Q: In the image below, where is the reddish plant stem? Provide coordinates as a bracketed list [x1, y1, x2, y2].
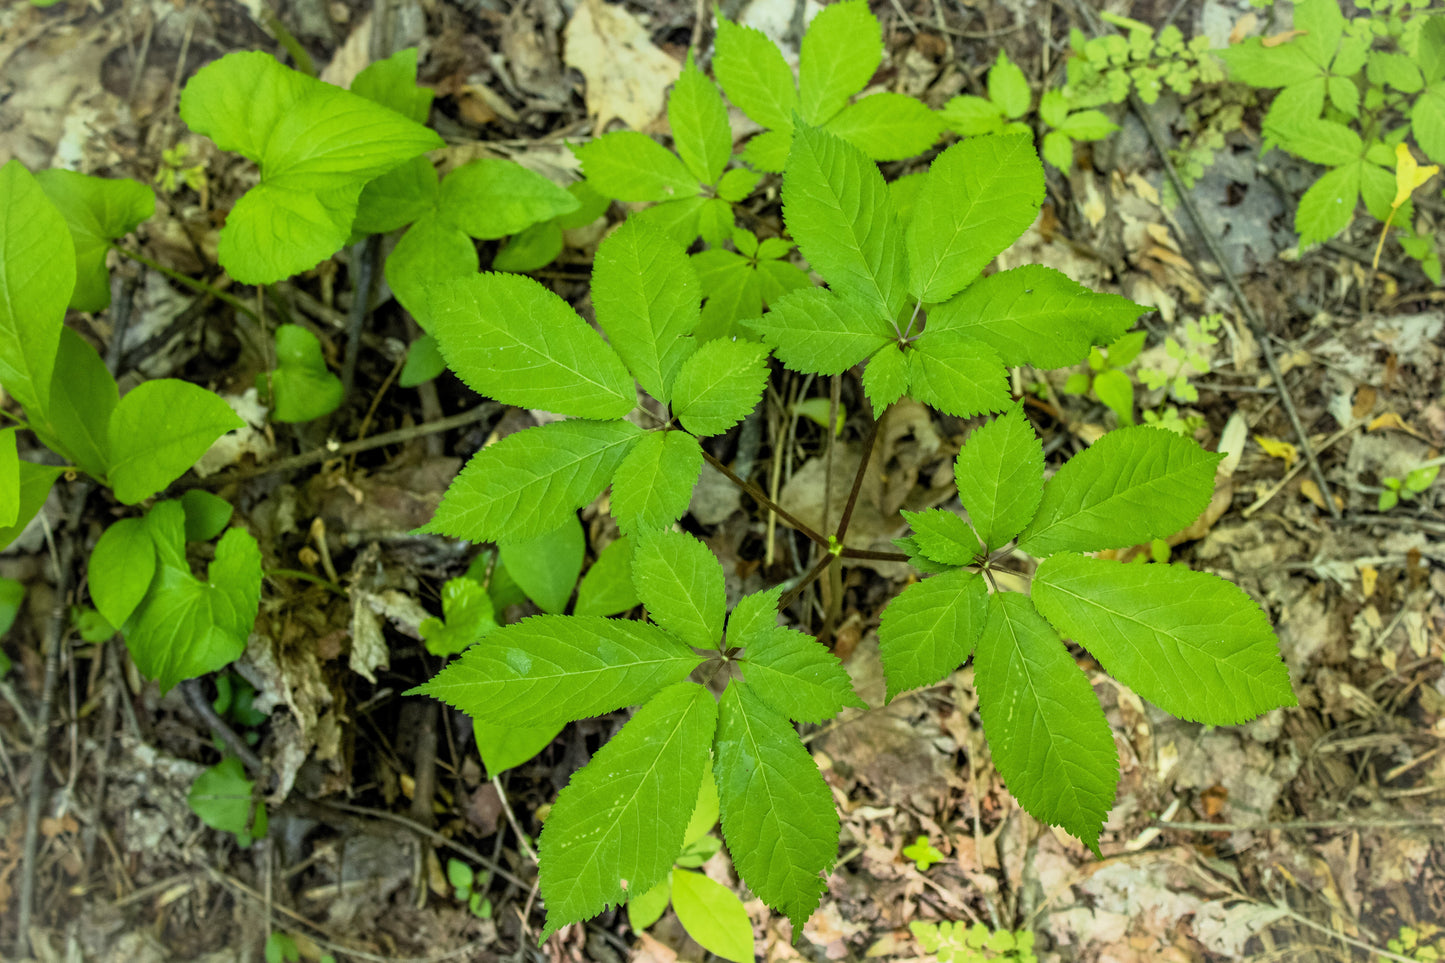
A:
[701, 449, 829, 546]
[778, 552, 837, 612]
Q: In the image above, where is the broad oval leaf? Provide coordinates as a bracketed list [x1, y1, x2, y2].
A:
[739, 626, 865, 722]
[35, 170, 155, 311]
[877, 568, 988, 701]
[179, 51, 442, 283]
[0, 160, 74, 416]
[1031, 553, 1297, 725]
[1016, 426, 1222, 557]
[798, 0, 881, 124]
[89, 518, 157, 629]
[611, 431, 703, 535]
[670, 55, 733, 185]
[350, 47, 434, 122]
[107, 381, 244, 505]
[438, 158, 580, 240]
[632, 529, 726, 649]
[384, 213, 479, 325]
[413, 615, 703, 728]
[574, 131, 700, 202]
[265, 325, 343, 423]
[670, 868, 755, 963]
[953, 405, 1045, 551]
[745, 287, 893, 376]
[672, 338, 772, 437]
[783, 124, 907, 320]
[925, 265, 1146, 369]
[713, 16, 798, 131]
[428, 273, 636, 419]
[538, 682, 717, 937]
[575, 536, 641, 618]
[44, 328, 119, 480]
[498, 514, 585, 614]
[974, 592, 1117, 854]
[0, 461, 64, 552]
[714, 683, 838, 934]
[424, 418, 643, 544]
[474, 716, 564, 779]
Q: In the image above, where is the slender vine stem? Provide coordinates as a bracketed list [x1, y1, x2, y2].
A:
[778, 551, 837, 612]
[838, 546, 911, 562]
[833, 413, 881, 547]
[110, 244, 261, 322]
[700, 448, 830, 546]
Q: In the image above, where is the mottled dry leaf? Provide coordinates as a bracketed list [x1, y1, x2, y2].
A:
[564, 0, 681, 132]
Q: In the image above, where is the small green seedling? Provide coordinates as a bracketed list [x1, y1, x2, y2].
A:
[1063, 330, 1148, 425]
[446, 858, 494, 919]
[1379, 461, 1441, 510]
[264, 932, 299, 963]
[911, 920, 1037, 963]
[903, 835, 946, 871]
[188, 756, 266, 847]
[260, 325, 344, 423]
[1390, 923, 1445, 961]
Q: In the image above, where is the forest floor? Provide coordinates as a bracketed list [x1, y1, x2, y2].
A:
[1, 0, 1443, 960]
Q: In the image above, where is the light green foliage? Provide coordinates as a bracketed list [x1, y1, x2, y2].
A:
[399, 334, 445, 388]
[1065, 17, 1223, 110]
[108, 381, 243, 504]
[911, 920, 1038, 963]
[188, 756, 266, 847]
[264, 932, 300, 963]
[1061, 330, 1147, 426]
[1138, 314, 1219, 404]
[446, 858, 494, 918]
[419, 576, 497, 657]
[669, 868, 754, 963]
[0, 464, 63, 552]
[714, 2, 941, 171]
[632, 529, 726, 649]
[1388, 922, 1445, 961]
[499, 514, 585, 614]
[1379, 460, 1441, 510]
[261, 325, 343, 423]
[181, 490, 234, 542]
[0, 160, 74, 417]
[672, 339, 772, 436]
[736, 623, 865, 723]
[903, 836, 946, 871]
[611, 431, 704, 535]
[474, 716, 564, 779]
[878, 569, 988, 701]
[952, 404, 1044, 551]
[179, 51, 442, 283]
[88, 518, 156, 629]
[0, 578, 24, 644]
[574, 537, 640, 617]
[42, 330, 117, 480]
[34, 170, 155, 311]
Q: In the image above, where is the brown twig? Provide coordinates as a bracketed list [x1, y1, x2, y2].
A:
[701, 448, 830, 546]
[834, 412, 881, 545]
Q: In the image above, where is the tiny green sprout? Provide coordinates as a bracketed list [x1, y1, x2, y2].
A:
[264, 932, 300, 963]
[1380, 460, 1442, 510]
[903, 835, 946, 871]
[447, 858, 494, 918]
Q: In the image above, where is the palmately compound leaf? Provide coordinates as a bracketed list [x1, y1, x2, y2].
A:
[798, 0, 881, 124]
[264, 325, 343, 423]
[591, 219, 700, 404]
[953, 405, 1045, 551]
[905, 134, 1044, 304]
[413, 616, 704, 728]
[179, 51, 442, 283]
[574, 131, 700, 202]
[820, 93, 943, 162]
[670, 868, 755, 963]
[926, 265, 1146, 369]
[1031, 553, 1297, 725]
[905, 338, 1011, 419]
[671, 338, 772, 437]
[738, 626, 865, 722]
[670, 53, 733, 186]
[632, 529, 726, 650]
[783, 124, 907, 320]
[900, 509, 979, 567]
[745, 287, 894, 376]
[713, 16, 798, 133]
[611, 431, 704, 535]
[539, 682, 717, 938]
[427, 273, 636, 419]
[1016, 426, 1222, 557]
[974, 592, 1117, 854]
[575, 537, 641, 617]
[88, 518, 158, 630]
[714, 683, 838, 934]
[424, 419, 642, 544]
[124, 501, 262, 692]
[877, 568, 987, 701]
[0, 160, 75, 417]
[1294, 162, 1361, 251]
[34, 170, 155, 311]
[725, 584, 784, 646]
[107, 381, 244, 505]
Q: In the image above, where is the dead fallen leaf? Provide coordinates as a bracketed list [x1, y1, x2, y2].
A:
[1352, 385, 1377, 420]
[1360, 565, 1378, 598]
[1254, 434, 1299, 470]
[1262, 28, 1307, 47]
[1229, 12, 1259, 44]
[564, 0, 681, 133]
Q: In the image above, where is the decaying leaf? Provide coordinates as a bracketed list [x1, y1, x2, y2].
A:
[563, 0, 681, 133]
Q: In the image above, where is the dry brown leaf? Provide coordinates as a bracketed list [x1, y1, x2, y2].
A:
[1299, 478, 1342, 511]
[1360, 564, 1378, 598]
[1254, 434, 1299, 469]
[564, 0, 681, 132]
[1262, 28, 1307, 47]
[1352, 385, 1378, 420]
[1229, 12, 1259, 44]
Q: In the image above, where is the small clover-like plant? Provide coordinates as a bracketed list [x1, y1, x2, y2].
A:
[1064, 14, 1223, 109]
[1062, 330, 1148, 426]
[446, 858, 494, 919]
[903, 836, 946, 871]
[259, 325, 344, 423]
[1379, 459, 1441, 510]
[692, 228, 811, 340]
[713, 0, 943, 170]
[911, 920, 1037, 963]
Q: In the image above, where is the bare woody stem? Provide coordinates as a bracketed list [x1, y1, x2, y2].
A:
[111, 244, 262, 322]
[833, 412, 881, 547]
[778, 551, 837, 612]
[701, 448, 830, 546]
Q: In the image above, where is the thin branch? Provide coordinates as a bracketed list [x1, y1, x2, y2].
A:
[701, 448, 829, 546]
[834, 413, 882, 545]
[110, 244, 260, 322]
[779, 552, 837, 612]
[838, 547, 912, 562]
[1155, 815, 1445, 833]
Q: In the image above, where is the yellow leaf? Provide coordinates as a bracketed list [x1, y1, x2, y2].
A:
[1393, 142, 1439, 209]
[1360, 564, 1378, 599]
[1299, 478, 1342, 511]
[1254, 434, 1298, 469]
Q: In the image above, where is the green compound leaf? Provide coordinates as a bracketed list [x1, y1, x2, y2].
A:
[739, 626, 865, 722]
[592, 219, 700, 404]
[1016, 425, 1222, 557]
[351, 47, 434, 123]
[1295, 161, 1361, 250]
[905, 338, 1011, 419]
[987, 51, 1031, 119]
[632, 529, 726, 650]
[0, 160, 74, 416]
[974, 592, 1117, 854]
[124, 501, 262, 692]
[670, 54, 733, 186]
[783, 124, 907, 320]
[953, 405, 1045, 551]
[107, 381, 243, 505]
[905, 134, 1045, 304]
[45, 328, 118, 480]
[179, 51, 442, 283]
[384, 213, 478, 324]
[0, 462, 64, 552]
[1217, 38, 1319, 88]
[725, 584, 784, 646]
[611, 431, 704, 535]
[499, 514, 585, 614]
[862, 344, 909, 417]
[670, 868, 755, 963]
[428, 273, 636, 419]
[88, 518, 156, 630]
[672, 338, 772, 437]
[714, 683, 838, 934]
[926, 265, 1146, 369]
[539, 682, 717, 940]
[181, 489, 233, 542]
[440, 158, 581, 240]
[413, 615, 703, 728]
[189, 756, 266, 847]
[877, 568, 987, 702]
[575, 131, 700, 202]
[745, 287, 893, 376]
[713, 16, 798, 131]
[900, 509, 978, 566]
[425, 419, 642, 544]
[474, 716, 564, 779]
[34, 170, 154, 311]
[798, 0, 881, 124]
[1293, 0, 1344, 69]
[264, 325, 343, 423]
[1263, 116, 1362, 166]
[575, 537, 641, 617]
[1031, 553, 1297, 725]
[419, 576, 497, 657]
[822, 94, 944, 162]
